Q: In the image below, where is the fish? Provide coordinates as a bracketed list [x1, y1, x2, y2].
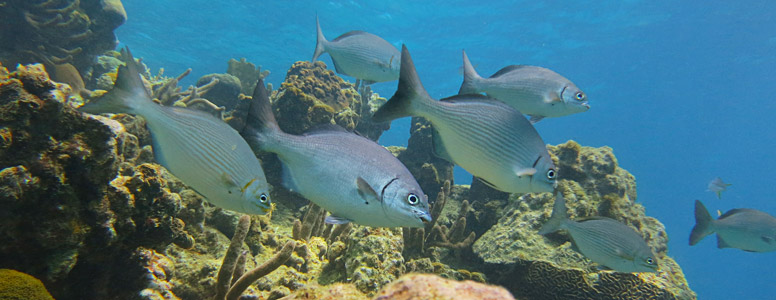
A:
[312, 15, 400, 84]
[372, 45, 556, 194]
[707, 177, 732, 199]
[240, 77, 432, 228]
[458, 50, 589, 123]
[78, 47, 272, 215]
[538, 193, 659, 273]
[689, 200, 776, 252]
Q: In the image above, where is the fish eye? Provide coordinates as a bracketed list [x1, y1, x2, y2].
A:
[259, 193, 269, 203]
[646, 257, 654, 265]
[546, 169, 556, 180]
[575, 92, 585, 101]
[407, 194, 419, 206]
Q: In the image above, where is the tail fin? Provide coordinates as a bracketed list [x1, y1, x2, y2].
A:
[311, 15, 327, 62]
[78, 47, 150, 115]
[458, 50, 482, 95]
[372, 44, 432, 122]
[244, 78, 280, 135]
[538, 193, 569, 235]
[689, 200, 715, 246]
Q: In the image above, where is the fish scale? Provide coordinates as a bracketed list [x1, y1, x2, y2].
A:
[373, 45, 556, 194]
[241, 78, 432, 228]
[312, 16, 400, 83]
[539, 193, 659, 273]
[79, 47, 272, 215]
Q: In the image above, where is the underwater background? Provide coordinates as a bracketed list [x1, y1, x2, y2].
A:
[116, 1, 776, 299]
[1, 0, 775, 299]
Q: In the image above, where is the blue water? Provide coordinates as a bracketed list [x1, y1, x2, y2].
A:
[118, 1, 776, 299]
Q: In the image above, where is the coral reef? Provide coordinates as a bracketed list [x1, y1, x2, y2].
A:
[0, 0, 127, 93]
[472, 141, 695, 300]
[226, 57, 270, 96]
[0, 269, 55, 300]
[0, 59, 697, 300]
[373, 273, 515, 300]
[271, 61, 361, 135]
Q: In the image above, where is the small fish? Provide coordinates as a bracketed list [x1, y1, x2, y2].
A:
[312, 15, 400, 84]
[690, 200, 776, 252]
[458, 50, 589, 123]
[79, 47, 272, 215]
[539, 193, 659, 273]
[707, 177, 732, 199]
[241, 77, 431, 228]
[373, 45, 556, 193]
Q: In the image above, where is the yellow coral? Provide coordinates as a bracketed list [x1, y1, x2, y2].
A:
[0, 269, 55, 300]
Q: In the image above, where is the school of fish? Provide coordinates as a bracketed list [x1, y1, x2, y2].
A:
[77, 16, 775, 276]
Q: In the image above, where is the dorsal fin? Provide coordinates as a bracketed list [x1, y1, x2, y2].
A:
[303, 123, 349, 135]
[440, 94, 494, 103]
[718, 208, 759, 219]
[489, 65, 529, 78]
[333, 30, 369, 42]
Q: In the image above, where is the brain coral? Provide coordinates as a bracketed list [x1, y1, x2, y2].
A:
[0, 269, 55, 300]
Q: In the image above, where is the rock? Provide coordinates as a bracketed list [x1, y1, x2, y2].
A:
[196, 73, 242, 110]
[372, 273, 515, 300]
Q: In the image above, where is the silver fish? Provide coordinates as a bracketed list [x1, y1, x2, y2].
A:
[539, 193, 659, 273]
[459, 50, 589, 123]
[79, 47, 272, 215]
[373, 45, 556, 194]
[241, 78, 431, 228]
[707, 177, 732, 199]
[690, 200, 776, 252]
[312, 16, 400, 84]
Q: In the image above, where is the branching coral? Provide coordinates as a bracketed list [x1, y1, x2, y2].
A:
[211, 215, 297, 300]
[403, 181, 476, 259]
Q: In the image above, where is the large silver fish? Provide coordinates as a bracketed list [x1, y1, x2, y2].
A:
[690, 200, 776, 252]
[707, 177, 732, 199]
[312, 16, 400, 84]
[459, 50, 589, 123]
[241, 78, 431, 228]
[373, 45, 556, 194]
[539, 193, 659, 273]
[79, 47, 272, 215]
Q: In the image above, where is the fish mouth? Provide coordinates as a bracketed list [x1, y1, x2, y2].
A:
[582, 103, 590, 110]
[418, 211, 433, 223]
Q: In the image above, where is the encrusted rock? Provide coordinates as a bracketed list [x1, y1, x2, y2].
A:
[373, 273, 515, 300]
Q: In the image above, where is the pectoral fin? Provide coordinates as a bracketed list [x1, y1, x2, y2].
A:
[515, 168, 537, 177]
[221, 173, 238, 188]
[545, 91, 561, 103]
[325, 215, 352, 225]
[613, 248, 635, 261]
[357, 177, 379, 205]
[762, 235, 775, 244]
